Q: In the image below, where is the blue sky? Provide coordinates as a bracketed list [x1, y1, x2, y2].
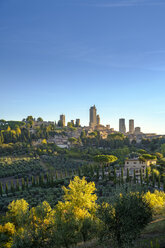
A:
[0, 0, 165, 134]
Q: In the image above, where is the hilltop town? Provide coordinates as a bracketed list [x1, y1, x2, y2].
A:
[1, 105, 164, 150]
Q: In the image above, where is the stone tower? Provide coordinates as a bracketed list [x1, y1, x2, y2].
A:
[129, 119, 134, 134]
[89, 105, 97, 128]
[60, 114, 65, 127]
[97, 114, 100, 125]
[119, 118, 126, 134]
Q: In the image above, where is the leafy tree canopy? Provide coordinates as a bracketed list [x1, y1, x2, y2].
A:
[94, 155, 118, 164]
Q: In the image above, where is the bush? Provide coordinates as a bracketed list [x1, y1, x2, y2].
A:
[98, 192, 152, 248]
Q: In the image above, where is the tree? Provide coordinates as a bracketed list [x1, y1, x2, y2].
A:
[0, 222, 16, 248]
[10, 201, 55, 248]
[16, 179, 20, 191]
[108, 167, 111, 181]
[78, 167, 81, 178]
[144, 190, 165, 215]
[55, 176, 98, 247]
[26, 116, 34, 122]
[161, 143, 165, 156]
[0, 132, 4, 144]
[26, 178, 29, 189]
[113, 168, 117, 185]
[11, 180, 15, 193]
[140, 169, 143, 185]
[133, 169, 136, 184]
[0, 182, 3, 196]
[32, 176, 35, 187]
[5, 183, 8, 195]
[155, 152, 163, 160]
[126, 168, 130, 183]
[22, 178, 25, 190]
[41, 139, 47, 144]
[158, 175, 160, 189]
[37, 117, 43, 122]
[53, 206, 79, 248]
[62, 176, 97, 213]
[94, 155, 118, 166]
[6, 199, 29, 227]
[98, 192, 152, 248]
[146, 168, 149, 187]
[102, 166, 105, 180]
[67, 122, 74, 128]
[152, 172, 155, 188]
[121, 168, 124, 185]
[152, 169, 160, 178]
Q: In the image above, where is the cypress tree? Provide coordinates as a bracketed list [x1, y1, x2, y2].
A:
[133, 170, 136, 184]
[36, 176, 39, 186]
[39, 174, 44, 186]
[0, 182, 3, 196]
[146, 168, 149, 187]
[55, 171, 58, 180]
[152, 173, 155, 188]
[113, 168, 117, 185]
[42, 174, 44, 185]
[50, 174, 54, 186]
[140, 169, 143, 185]
[126, 168, 130, 183]
[5, 183, 8, 195]
[32, 175, 35, 187]
[118, 174, 121, 186]
[22, 178, 25, 190]
[16, 179, 20, 191]
[102, 166, 105, 180]
[10, 181, 15, 193]
[46, 173, 49, 185]
[163, 178, 165, 192]
[121, 168, 124, 185]
[26, 178, 29, 189]
[108, 167, 111, 181]
[90, 165, 94, 178]
[96, 166, 99, 180]
[78, 167, 81, 177]
[65, 169, 67, 178]
[158, 175, 160, 189]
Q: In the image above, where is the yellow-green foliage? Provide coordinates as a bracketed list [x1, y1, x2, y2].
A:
[61, 176, 97, 218]
[0, 222, 16, 236]
[6, 199, 29, 227]
[152, 169, 160, 177]
[41, 139, 47, 144]
[0, 222, 15, 248]
[7, 199, 29, 216]
[144, 190, 165, 215]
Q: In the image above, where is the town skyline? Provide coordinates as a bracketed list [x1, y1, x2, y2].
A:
[1, 104, 164, 135]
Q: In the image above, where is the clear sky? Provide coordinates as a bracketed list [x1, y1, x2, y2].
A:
[0, 0, 165, 134]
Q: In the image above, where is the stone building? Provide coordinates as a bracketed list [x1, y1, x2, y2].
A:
[60, 114, 65, 127]
[129, 119, 134, 134]
[119, 118, 126, 134]
[89, 105, 97, 128]
[134, 127, 141, 134]
[76, 119, 80, 127]
[124, 158, 157, 179]
[97, 115, 100, 125]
